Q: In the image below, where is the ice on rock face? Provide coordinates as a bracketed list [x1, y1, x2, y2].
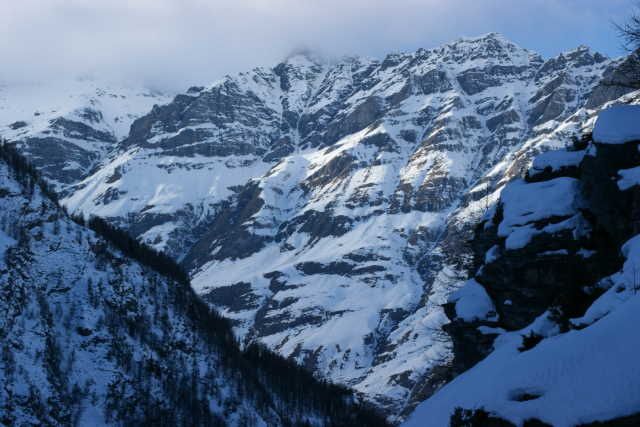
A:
[592, 105, 640, 144]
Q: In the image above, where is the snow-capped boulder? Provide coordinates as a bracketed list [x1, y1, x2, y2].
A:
[527, 148, 585, 179]
[498, 177, 586, 250]
[449, 279, 496, 322]
[592, 105, 640, 144]
[617, 165, 640, 190]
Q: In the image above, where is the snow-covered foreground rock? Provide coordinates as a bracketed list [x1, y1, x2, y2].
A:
[3, 34, 639, 418]
[405, 288, 640, 426]
[592, 104, 640, 143]
[405, 102, 640, 426]
[0, 145, 387, 426]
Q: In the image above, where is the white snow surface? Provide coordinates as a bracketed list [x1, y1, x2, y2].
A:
[617, 165, 640, 191]
[0, 78, 171, 142]
[0, 157, 346, 426]
[528, 149, 585, 177]
[498, 177, 585, 249]
[450, 279, 496, 322]
[0, 78, 171, 139]
[592, 105, 640, 144]
[0, 78, 172, 189]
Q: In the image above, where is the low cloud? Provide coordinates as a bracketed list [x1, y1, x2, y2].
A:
[0, 0, 633, 90]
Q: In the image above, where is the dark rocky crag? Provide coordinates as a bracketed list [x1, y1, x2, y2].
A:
[441, 111, 640, 425]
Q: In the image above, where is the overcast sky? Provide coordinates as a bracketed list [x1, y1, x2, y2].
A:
[0, 0, 636, 90]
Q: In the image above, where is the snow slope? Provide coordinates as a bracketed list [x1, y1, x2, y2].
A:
[0, 147, 386, 426]
[404, 225, 640, 427]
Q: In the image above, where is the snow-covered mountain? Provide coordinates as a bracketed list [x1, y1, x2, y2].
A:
[0, 79, 172, 187]
[0, 144, 387, 426]
[404, 98, 640, 427]
[2, 33, 636, 419]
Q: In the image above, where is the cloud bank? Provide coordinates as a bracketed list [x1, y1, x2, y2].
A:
[0, 0, 634, 90]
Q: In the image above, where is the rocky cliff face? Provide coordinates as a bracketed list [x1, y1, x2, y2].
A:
[1, 34, 635, 418]
[404, 98, 640, 426]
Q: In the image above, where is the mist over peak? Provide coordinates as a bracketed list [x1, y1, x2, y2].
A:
[0, 0, 628, 90]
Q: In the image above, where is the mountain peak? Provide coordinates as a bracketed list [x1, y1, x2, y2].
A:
[433, 32, 540, 66]
[538, 45, 609, 75]
[1, 30, 620, 422]
[456, 32, 518, 47]
[562, 44, 608, 62]
[468, 31, 508, 42]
